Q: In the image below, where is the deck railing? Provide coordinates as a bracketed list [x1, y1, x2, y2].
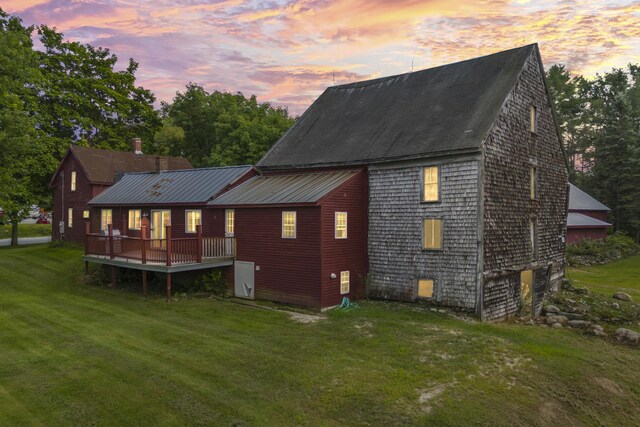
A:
[85, 224, 235, 266]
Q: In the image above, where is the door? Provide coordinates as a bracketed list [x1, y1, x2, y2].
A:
[151, 210, 171, 240]
[234, 261, 255, 299]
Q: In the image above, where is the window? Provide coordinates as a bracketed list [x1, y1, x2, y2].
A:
[340, 271, 350, 294]
[422, 218, 443, 250]
[530, 219, 537, 257]
[422, 166, 439, 202]
[418, 279, 434, 299]
[185, 210, 201, 233]
[70, 171, 76, 191]
[225, 209, 235, 236]
[335, 212, 347, 239]
[68, 208, 73, 228]
[282, 211, 296, 238]
[100, 209, 112, 232]
[128, 209, 141, 230]
[530, 166, 537, 200]
[82, 210, 90, 219]
[530, 105, 537, 133]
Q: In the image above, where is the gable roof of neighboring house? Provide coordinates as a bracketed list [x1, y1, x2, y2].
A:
[568, 183, 610, 211]
[208, 170, 359, 207]
[89, 166, 253, 206]
[50, 145, 192, 186]
[567, 212, 611, 228]
[258, 44, 538, 170]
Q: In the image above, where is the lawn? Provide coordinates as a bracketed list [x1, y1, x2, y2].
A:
[1, 245, 639, 426]
[0, 223, 51, 239]
[567, 255, 640, 300]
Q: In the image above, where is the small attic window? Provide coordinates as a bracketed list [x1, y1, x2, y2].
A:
[530, 105, 537, 133]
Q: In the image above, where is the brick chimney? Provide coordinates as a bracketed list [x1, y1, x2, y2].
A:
[131, 137, 143, 154]
[155, 156, 169, 173]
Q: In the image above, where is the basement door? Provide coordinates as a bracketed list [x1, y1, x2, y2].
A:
[234, 261, 255, 299]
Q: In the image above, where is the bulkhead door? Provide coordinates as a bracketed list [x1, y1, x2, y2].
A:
[234, 261, 255, 299]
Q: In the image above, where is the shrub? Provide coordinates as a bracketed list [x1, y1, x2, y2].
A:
[567, 232, 640, 266]
[192, 270, 229, 296]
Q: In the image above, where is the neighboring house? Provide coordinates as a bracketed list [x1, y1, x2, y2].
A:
[567, 183, 611, 244]
[209, 169, 368, 308]
[256, 44, 569, 319]
[49, 139, 191, 243]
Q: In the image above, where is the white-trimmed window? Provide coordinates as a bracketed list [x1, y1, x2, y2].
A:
[335, 212, 347, 239]
[340, 271, 350, 294]
[418, 279, 434, 299]
[128, 209, 141, 230]
[70, 171, 76, 191]
[530, 105, 537, 133]
[83, 210, 90, 219]
[185, 209, 201, 233]
[422, 218, 443, 250]
[530, 166, 537, 200]
[68, 208, 73, 228]
[100, 209, 112, 232]
[225, 209, 235, 236]
[422, 166, 439, 202]
[282, 211, 296, 239]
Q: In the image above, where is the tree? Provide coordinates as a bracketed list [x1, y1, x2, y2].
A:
[162, 83, 295, 166]
[0, 10, 42, 245]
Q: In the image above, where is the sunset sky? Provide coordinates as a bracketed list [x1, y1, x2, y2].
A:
[4, 0, 640, 115]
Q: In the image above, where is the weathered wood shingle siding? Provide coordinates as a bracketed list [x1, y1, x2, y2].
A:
[481, 50, 568, 320]
[368, 159, 480, 309]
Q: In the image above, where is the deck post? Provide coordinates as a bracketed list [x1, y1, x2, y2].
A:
[142, 270, 147, 298]
[196, 224, 202, 263]
[141, 225, 147, 264]
[166, 273, 172, 302]
[111, 266, 116, 289]
[166, 225, 172, 267]
[108, 224, 114, 259]
[84, 221, 90, 255]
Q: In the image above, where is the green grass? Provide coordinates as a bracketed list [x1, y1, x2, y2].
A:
[1, 245, 640, 425]
[0, 223, 51, 239]
[567, 255, 640, 300]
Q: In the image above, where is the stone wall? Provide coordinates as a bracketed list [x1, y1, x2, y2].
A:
[368, 159, 480, 310]
[482, 49, 568, 319]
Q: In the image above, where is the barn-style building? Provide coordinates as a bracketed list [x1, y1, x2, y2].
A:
[566, 183, 611, 244]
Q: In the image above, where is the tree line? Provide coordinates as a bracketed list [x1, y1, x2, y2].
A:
[0, 9, 294, 243]
[546, 65, 640, 241]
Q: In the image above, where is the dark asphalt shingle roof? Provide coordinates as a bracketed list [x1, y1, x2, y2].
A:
[89, 166, 253, 206]
[567, 212, 611, 228]
[258, 44, 537, 169]
[67, 145, 192, 184]
[208, 170, 358, 206]
[568, 183, 610, 211]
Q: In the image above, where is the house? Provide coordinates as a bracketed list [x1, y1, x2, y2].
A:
[209, 169, 368, 308]
[567, 183, 611, 244]
[255, 43, 569, 319]
[49, 139, 192, 243]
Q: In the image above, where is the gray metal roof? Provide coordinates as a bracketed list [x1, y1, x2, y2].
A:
[567, 212, 611, 228]
[258, 44, 537, 170]
[208, 170, 358, 206]
[569, 183, 610, 211]
[89, 166, 252, 206]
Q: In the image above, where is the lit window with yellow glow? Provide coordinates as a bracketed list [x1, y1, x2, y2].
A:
[128, 209, 141, 230]
[70, 171, 76, 191]
[530, 105, 537, 133]
[185, 210, 201, 233]
[340, 271, 350, 294]
[83, 210, 90, 219]
[335, 212, 347, 239]
[282, 211, 296, 238]
[422, 219, 443, 250]
[225, 209, 234, 236]
[68, 208, 73, 228]
[423, 166, 439, 201]
[418, 279, 434, 299]
[100, 209, 112, 232]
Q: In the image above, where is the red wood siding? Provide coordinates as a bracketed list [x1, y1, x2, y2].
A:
[569, 209, 609, 222]
[319, 170, 368, 307]
[567, 228, 607, 244]
[52, 156, 101, 243]
[233, 207, 322, 307]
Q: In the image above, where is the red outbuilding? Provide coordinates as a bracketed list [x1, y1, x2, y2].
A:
[567, 183, 611, 244]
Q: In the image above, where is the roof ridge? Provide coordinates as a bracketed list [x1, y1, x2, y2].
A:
[70, 144, 187, 161]
[122, 165, 252, 176]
